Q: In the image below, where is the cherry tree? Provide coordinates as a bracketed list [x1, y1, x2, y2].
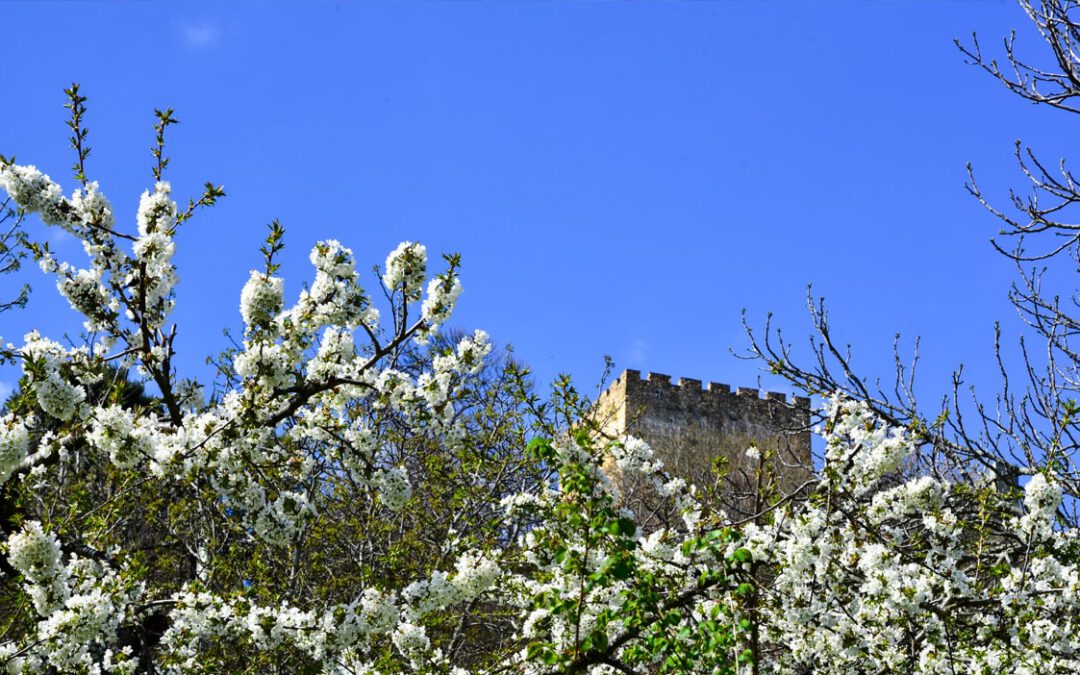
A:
[0, 89, 758, 674]
[4, 3, 1080, 669]
[737, 0, 1080, 670]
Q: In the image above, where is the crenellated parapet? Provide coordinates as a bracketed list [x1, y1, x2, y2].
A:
[597, 369, 810, 409]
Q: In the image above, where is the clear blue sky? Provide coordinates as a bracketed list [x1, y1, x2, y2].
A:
[0, 1, 1071, 409]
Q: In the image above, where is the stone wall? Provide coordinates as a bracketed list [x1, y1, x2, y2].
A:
[595, 369, 812, 524]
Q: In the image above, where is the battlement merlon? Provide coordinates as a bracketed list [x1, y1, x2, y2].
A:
[599, 369, 811, 407]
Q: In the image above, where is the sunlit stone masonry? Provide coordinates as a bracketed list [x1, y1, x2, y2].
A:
[594, 369, 812, 527]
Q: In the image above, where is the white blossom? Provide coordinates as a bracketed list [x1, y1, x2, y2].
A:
[420, 274, 462, 338]
[240, 270, 285, 330]
[70, 180, 115, 229]
[0, 415, 30, 485]
[87, 406, 158, 469]
[382, 241, 427, 300]
[5, 522, 67, 615]
[136, 181, 178, 235]
[0, 163, 66, 225]
[375, 466, 412, 511]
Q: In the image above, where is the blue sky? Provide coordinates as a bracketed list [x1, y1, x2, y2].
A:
[0, 1, 1072, 409]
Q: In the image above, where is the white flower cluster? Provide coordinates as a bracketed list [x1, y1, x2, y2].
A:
[417, 329, 492, 412]
[382, 241, 427, 300]
[375, 466, 413, 511]
[239, 270, 285, 331]
[233, 340, 296, 390]
[822, 395, 912, 495]
[298, 239, 377, 330]
[159, 586, 401, 673]
[500, 491, 545, 517]
[57, 266, 113, 331]
[70, 180, 116, 230]
[736, 395, 1080, 673]
[1019, 472, 1063, 539]
[420, 273, 463, 340]
[401, 551, 501, 621]
[20, 331, 88, 422]
[0, 164, 117, 239]
[453, 328, 491, 375]
[0, 414, 30, 485]
[0, 163, 67, 225]
[392, 621, 432, 668]
[306, 327, 355, 382]
[35, 577, 137, 674]
[5, 521, 67, 615]
[131, 183, 179, 329]
[87, 405, 159, 469]
[609, 436, 658, 475]
[6, 522, 140, 674]
[136, 181, 178, 235]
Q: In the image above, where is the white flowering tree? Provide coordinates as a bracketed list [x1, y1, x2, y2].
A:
[735, 0, 1080, 670]
[4, 4, 1080, 670]
[0, 89, 764, 674]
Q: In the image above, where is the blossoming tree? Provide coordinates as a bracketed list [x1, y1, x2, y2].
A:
[0, 90, 761, 673]
[3, 4, 1080, 671]
[737, 0, 1080, 670]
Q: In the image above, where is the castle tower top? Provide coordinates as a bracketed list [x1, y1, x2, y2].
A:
[595, 369, 812, 523]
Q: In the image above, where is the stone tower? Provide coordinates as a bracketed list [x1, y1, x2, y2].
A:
[595, 369, 812, 524]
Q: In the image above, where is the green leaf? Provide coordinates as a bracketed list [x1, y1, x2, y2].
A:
[611, 557, 633, 580]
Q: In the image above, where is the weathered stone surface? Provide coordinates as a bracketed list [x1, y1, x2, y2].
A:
[595, 369, 812, 526]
